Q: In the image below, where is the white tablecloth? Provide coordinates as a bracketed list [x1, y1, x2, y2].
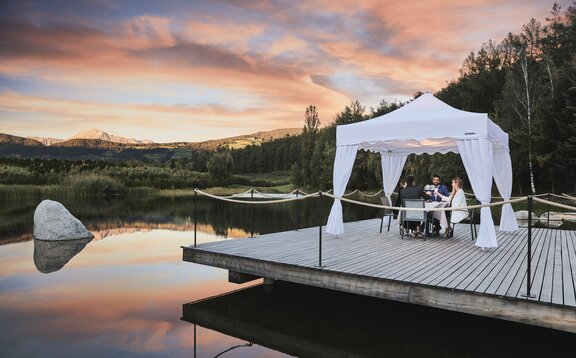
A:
[425, 201, 448, 232]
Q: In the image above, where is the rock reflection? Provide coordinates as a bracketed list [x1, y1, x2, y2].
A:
[33, 237, 93, 273]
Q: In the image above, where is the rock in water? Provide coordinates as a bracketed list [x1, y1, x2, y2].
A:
[33, 200, 94, 240]
[514, 210, 538, 227]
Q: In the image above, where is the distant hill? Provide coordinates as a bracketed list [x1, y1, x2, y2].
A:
[186, 128, 302, 151]
[0, 127, 302, 161]
[0, 133, 44, 146]
[18, 127, 301, 150]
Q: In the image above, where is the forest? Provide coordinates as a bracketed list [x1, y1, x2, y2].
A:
[1, 3, 575, 195]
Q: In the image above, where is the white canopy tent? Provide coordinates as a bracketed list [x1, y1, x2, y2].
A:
[326, 93, 519, 248]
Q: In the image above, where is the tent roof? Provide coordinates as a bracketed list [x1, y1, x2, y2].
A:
[336, 93, 509, 154]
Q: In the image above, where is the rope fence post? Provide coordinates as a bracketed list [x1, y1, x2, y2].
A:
[194, 189, 198, 247]
[318, 191, 323, 268]
[547, 193, 550, 227]
[296, 188, 300, 231]
[522, 195, 536, 299]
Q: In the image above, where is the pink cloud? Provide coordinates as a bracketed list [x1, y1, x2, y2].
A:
[0, 0, 568, 140]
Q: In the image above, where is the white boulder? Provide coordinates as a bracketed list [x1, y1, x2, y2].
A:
[514, 210, 538, 227]
[33, 200, 94, 241]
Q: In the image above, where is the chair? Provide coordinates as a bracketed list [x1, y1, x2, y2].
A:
[379, 196, 394, 233]
[400, 199, 426, 239]
[451, 207, 477, 240]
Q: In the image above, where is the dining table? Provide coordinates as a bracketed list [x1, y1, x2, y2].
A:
[424, 201, 449, 236]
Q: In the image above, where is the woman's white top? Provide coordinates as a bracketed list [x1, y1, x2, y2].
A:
[441, 189, 468, 223]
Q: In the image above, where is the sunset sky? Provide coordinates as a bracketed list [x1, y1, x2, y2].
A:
[0, 0, 570, 143]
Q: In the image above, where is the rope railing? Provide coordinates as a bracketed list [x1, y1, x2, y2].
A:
[464, 192, 550, 199]
[322, 192, 527, 212]
[194, 188, 318, 204]
[342, 189, 359, 197]
[251, 188, 301, 198]
[197, 187, 529, 213]
[533, 197, 576, 211]
[222, 188, 256, 199]
[357, 189, 384, 197]
[197, 187, 576, 213]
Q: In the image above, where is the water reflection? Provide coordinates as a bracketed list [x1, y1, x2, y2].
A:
[0, 230, 279, 357]
[183, 281, 575, 358]
[33, 237, 93, 273]
[0, 193, 380, 244]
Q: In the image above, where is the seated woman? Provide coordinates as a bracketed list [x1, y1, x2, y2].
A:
[436, 177, 468, 237]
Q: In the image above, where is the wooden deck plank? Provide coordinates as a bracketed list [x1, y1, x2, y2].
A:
[415, 238, 480, 285]
[506, 227, 547, 300]
[465, 231, 524, 293]
[552, 229, 564, 305]
[535, 228, 555, 302]
[389, 238, 470, 282]
[564, 230, 576, 306]
[482, 229, 527, 295]
[185, 220, 576, 311]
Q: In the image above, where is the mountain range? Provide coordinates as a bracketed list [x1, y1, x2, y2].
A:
[29, 128, 154, 146]
[0, 127, 302, 161]
[1, 127, 301, 149]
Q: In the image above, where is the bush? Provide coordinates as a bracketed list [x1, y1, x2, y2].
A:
[62, 173, 127, 196]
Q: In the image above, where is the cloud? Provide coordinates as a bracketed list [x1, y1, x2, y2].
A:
[0, 0, 570, 140]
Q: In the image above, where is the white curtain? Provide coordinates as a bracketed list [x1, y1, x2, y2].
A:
[493, 149, 519, 231]
[326, 144, 359, 235]
[380, 152, 407, 210]
[457, 139, 498, 248]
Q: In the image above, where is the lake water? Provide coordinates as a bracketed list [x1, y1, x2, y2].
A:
[0, 193, 574, 357]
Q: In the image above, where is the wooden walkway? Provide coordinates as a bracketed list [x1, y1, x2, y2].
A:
[183, 219, 576, 332]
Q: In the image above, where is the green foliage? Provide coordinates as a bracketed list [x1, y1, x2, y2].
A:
[436, 3, 576, 194]
[207, 151, 234, 183]
[62, 173, 126, 196]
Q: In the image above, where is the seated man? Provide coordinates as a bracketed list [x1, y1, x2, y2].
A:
[425, 174, 450, 235]
[426, 174, 450, 202]
[395, 175, 431, 237]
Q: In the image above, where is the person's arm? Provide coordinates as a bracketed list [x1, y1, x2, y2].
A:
[440, 185, 450, 197]
[421, 189, 432, 201]
[437, 191, 452, 202]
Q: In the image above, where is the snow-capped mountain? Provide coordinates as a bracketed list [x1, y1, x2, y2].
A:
[67, 128, 154, 144]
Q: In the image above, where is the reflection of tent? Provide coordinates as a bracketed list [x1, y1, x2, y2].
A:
[326, 93, 518, 248]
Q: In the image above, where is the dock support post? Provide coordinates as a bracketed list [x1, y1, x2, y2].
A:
[250, 188, 254, 238]
[194, 189, 198, 247]
[296, 188, 300, 231]
[318, 191, 323, 267]
[522, 195, 535, 298]
[547, 193, 550, 226]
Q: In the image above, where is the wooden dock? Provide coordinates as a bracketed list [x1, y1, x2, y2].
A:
[182, 219, 576, 333]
